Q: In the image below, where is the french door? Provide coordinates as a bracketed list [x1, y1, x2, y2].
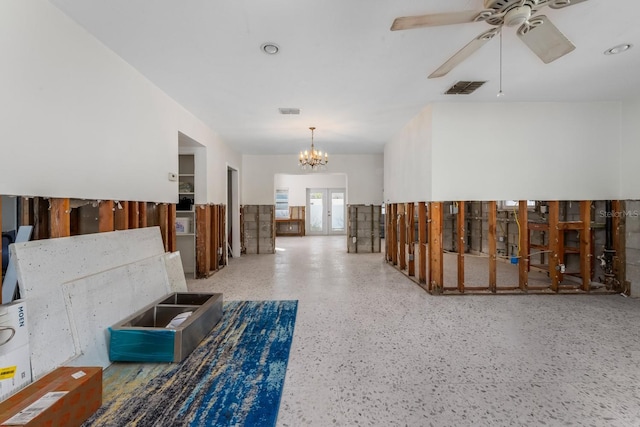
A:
[306, 188, 346, 235]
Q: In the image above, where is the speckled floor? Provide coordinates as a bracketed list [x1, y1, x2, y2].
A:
[188, 236, 640, 427]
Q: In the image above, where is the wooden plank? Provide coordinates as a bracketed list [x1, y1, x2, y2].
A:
[580, 201, 592, 292]
[457, 201, 465, 293]
[488, 201, 497, 293]
[528, 222, 549, 231]
[428, 202, 443, 293]
[557, 221, 583, 230]
[418, 202, 427, 283]
[158, 203, 169, 252]
[407, 203, 415, 276]
[518, 200, 529, 291]
[529, 244, 548, 250]
[34, 198, 50, 240]
[212, 205, 219, 271]
[196, 205, 211, 278]
[212, 205, 218, 272]
[168, 203, 177, 253]
[384, 203, 392, 262]
[210, 205, 217, 272]
[557, 217, 566, 283]
[386, 204, 392, 263]
[49, 198, 71, 238]
[128, 201, 139, 229]
[548, 201, 560, 292]
[114, 201, 129, 230]
[138, 202, 148, 228]
[20, 197, 34, 228]
[427, 203, 432, 290]
[390, 204, 397, 265]
[398, 204, 406, 270]
[221, 205, 227, 265]
[98, 200, 115, 232]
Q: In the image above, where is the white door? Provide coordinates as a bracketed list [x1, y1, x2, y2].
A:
[307, 188, 346, 235]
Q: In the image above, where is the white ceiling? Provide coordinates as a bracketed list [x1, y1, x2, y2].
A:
[50, 0, 640, 155]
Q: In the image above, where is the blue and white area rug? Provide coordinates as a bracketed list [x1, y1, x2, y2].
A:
[84, 300, 298, 427]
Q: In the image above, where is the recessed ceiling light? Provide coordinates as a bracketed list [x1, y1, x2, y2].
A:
[261, 43, 279, 55]
[604, 43, 632, 55]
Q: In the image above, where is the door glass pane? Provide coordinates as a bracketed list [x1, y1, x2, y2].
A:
[331, 192, 345, 231]
[309, 192, 324, 232]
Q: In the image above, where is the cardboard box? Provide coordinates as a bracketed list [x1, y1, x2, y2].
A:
[0, 301, 31, 401]
[0, 367, 102, 427]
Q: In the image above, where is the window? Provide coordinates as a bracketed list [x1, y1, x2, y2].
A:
[500, 200, 536, 210]
[275, 189, 289, 218]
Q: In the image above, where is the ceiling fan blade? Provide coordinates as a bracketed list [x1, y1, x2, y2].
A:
[428, 27, 500, 79]
[391, 10, 483, 31]
[548, 0, 589, 9]
[517, 15, 575, 64]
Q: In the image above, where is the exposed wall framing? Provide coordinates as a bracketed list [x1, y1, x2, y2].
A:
[406, 203, 415, 276]
[347, 205, 382, 253]
[241, 205, 275, 254]
[196, 204, 227, 277]
[385, 200, 622, 295]
[418, 202, 427, 284]
[398, 203, 406, 270]
[2, 195, 229, 286]
[196, 205, 211, 278]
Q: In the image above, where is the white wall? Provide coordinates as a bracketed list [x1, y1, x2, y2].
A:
[384, 105, 433, 204]
[275, 174, 347, 206]
[0, 0, 240, 204]
[384, 102, 622, 202]
[431, 102, 621, 201]
[242, 154, 383, 206]
[620, 100, 640, 199]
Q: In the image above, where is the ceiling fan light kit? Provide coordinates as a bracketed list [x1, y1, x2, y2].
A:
[391, 0, 589, 79]
[504, 5, 532, 27]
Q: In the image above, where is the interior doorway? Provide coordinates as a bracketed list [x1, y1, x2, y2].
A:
[307, 188, 346, 235]
[227, 166, 240, 258]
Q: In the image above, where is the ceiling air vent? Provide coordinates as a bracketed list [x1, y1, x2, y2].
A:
[278, 108, 301, 115]
[444, 81, 486, 95]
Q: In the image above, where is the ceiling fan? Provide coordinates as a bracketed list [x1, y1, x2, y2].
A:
[391, 0, 588, 78]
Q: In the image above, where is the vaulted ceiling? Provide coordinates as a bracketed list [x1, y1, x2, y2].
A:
[51, 0, 640, 154]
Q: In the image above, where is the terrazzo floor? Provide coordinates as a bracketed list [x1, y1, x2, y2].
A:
[187, 236, 640, 427]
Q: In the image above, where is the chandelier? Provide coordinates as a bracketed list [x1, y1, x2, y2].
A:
[299, 126, 328, 170]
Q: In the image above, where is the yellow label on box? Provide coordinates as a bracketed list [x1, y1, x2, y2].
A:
[0, 366, 17, 380]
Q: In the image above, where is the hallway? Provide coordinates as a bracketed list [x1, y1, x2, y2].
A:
[188, 236, 640, 426]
